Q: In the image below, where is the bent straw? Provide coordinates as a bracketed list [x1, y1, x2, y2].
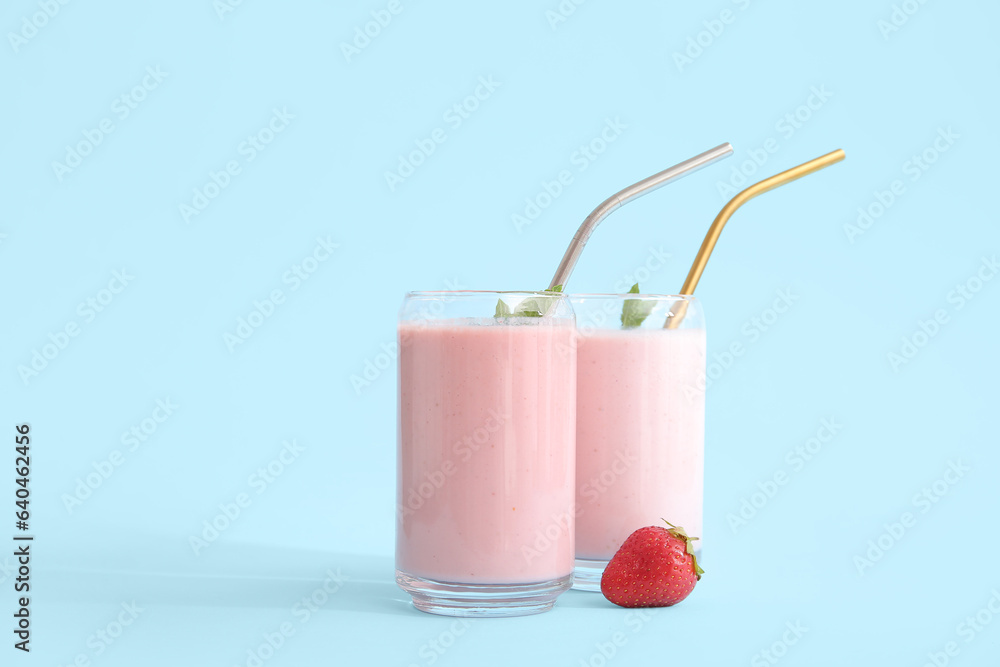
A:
[665, 149, 846, 329]
[547, 143, 734, 290]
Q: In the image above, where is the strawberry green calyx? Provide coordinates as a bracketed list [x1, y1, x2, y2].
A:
[662, 519, 704, 580]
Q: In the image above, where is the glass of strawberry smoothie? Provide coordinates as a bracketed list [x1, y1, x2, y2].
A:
[568, 293, 706, 591]
[396, 291, 577, 616]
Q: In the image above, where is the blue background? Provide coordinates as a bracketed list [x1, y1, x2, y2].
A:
[2, 0, 998, 665]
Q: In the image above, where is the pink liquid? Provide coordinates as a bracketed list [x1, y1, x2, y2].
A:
[397, 319, 576, 584]
[575, 327, 705, 560]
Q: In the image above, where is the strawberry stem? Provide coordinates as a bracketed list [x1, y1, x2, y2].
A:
[661, 518, 704, 580]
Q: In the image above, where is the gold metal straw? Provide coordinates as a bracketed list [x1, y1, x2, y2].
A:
[665, 149, 846, 329]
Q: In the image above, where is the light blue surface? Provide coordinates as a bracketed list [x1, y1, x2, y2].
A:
[2, 0, 999, 664]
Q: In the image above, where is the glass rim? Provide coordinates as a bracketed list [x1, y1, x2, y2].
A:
[404, 291, 698, 301]
[568, 293, 700, 302]
[405, 290, 569, 298]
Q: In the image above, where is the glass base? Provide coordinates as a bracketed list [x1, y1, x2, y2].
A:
[572, 557, 608, 592]
[573, 548, 702, 592]
[396, 570, 573, 617]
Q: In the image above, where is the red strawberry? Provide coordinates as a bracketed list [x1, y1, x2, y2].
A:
[600, 520, 703, 607]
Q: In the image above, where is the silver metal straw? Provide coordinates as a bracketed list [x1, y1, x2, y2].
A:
[547, 142, 734, 290]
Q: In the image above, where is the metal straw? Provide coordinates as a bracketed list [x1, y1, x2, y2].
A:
[665, 148, 846, 329]
[547, 143, 734, 290]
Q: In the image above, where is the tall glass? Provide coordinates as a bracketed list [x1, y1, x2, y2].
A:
[568, 294, 706, 591]
[396, 291, 577, 616]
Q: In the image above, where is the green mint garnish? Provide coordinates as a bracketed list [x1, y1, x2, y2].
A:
[495, 285, 563, 319]
[514, 304, 543, 317]
[621, 283, 655, 328]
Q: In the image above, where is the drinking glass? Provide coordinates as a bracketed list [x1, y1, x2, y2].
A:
[568, 294, 706, 591]
[396, 291, 577, 616]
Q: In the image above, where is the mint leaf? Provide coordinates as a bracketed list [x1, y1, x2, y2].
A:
[512, 296, 547, 317]
[514, 285, 563, 317]
[514, 305, 543, 317]
[621, 283, 654, 328]
[496, 286, 563, 319]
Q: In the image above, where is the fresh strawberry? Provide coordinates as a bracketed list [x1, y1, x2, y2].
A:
[600, 519, 703, 608]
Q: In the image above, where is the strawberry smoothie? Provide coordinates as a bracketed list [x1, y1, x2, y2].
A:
[574, 323, 706, 588]
[396, 311, 577, 613]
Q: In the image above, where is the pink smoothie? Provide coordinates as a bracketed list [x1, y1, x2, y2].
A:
[396, 318, 576, 584]
[575, 327, 705, 560]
